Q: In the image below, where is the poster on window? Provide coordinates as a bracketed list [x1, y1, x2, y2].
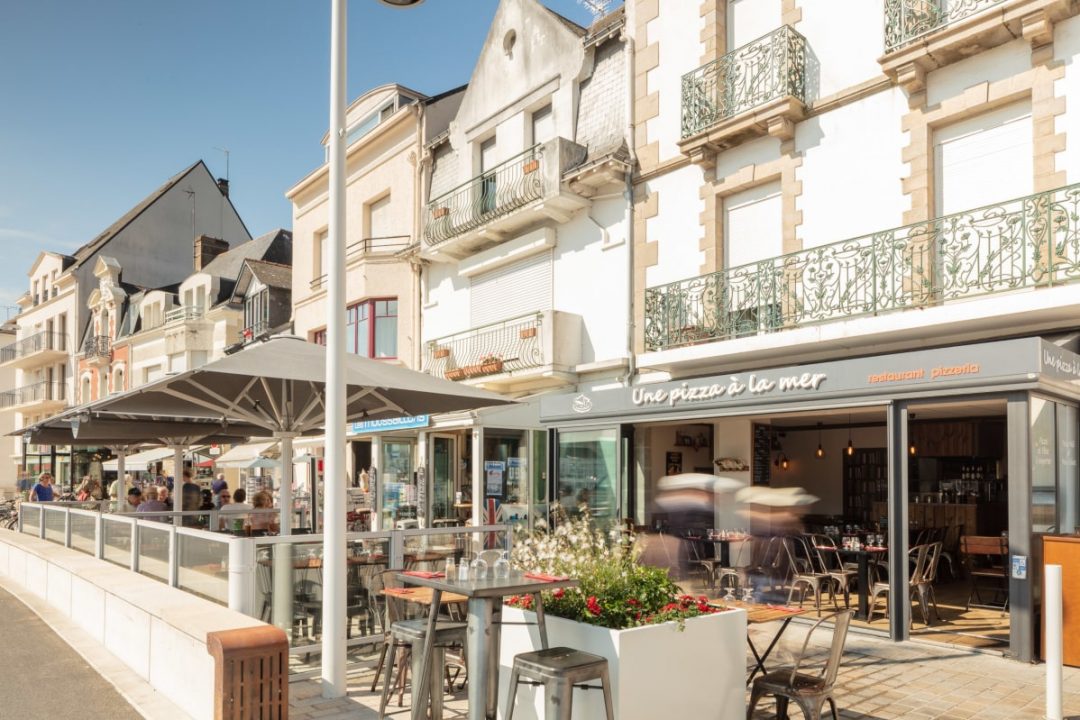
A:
[484, 460, 505, 496]
[666, 451, 682, 476]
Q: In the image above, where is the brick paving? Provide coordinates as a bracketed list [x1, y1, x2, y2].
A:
[288, 622, 1080, 719]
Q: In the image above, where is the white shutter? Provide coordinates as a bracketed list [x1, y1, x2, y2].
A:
[727, 0, 781, 49]
[532, 106, 555, 146]
[369, 195, 393, 239]
[480, 138, 498, 173]
[470, 251, 552, 326]
[934, 101, 1032, 215]
[725, 181, 782, 269]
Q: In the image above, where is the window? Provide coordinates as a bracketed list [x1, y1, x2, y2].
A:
[312, 298, 397, 359]
[727, 0, 781, 49]
[367, 194, 393, 242]
[244, 289, 270, 333]
[532, 105, 554, 146]
[315, 229, 328, 281]
[724, 181, 782, 269]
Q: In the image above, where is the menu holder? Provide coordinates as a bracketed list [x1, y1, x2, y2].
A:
[523, 572, 569, 583]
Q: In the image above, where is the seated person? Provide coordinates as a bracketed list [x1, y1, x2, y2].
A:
[250, 490, 279, 533]
[218, 488, 254, 530]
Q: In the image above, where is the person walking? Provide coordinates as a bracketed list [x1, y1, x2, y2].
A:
[29, 472, 56, 502]
[211, 473, 228, 509]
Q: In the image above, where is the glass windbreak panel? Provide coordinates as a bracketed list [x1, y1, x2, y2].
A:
[1031, 398, 1057, 533]
[402, 528, 511, 575]
[21, 506, 40, 536]
[177, 532, 229, 605]
[102, 518, 133, 567]
[70, 513, 96, 554]
[260, 540, 326, 647]
[43, 507, 66, 543]
[138, 525, 171, 583]
[557, 428, 619, 522]
[431, 436, 455, 523]
[381, 440, 414, 526]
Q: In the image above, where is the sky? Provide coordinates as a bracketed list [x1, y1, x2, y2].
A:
[0, 0, 610, 310]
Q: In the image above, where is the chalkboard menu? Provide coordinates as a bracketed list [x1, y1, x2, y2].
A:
[752, 424, 772, 486]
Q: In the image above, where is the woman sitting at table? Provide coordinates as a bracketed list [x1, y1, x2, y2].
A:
[250, 490, 279, 533]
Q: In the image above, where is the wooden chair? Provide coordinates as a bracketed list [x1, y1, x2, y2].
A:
[747, 609, 855, 720]
[960, 535, 1009, 612]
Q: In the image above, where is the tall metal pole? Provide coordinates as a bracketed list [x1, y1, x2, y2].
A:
[322, 0, 348, 697]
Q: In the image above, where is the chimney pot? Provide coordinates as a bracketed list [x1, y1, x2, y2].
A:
[216, 178, 230, 197]
[194, 235, 230, 271]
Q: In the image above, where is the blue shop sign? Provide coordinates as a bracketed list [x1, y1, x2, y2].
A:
[350, 415, 430, 434]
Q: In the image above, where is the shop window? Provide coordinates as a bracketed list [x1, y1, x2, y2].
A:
[556, 428, 618, 522]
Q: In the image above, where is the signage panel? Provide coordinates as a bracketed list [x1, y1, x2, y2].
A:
[350, 415, 430, 435]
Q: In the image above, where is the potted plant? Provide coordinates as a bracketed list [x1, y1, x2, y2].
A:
[499, 513, 746, 720]
[478, 353, 503, 375]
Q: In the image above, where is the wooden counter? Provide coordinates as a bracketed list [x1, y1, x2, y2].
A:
[1043, 535, 1080, 667]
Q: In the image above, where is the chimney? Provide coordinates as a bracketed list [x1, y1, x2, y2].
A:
[194, 235, 230, 271]
[216, 177, 230, 197]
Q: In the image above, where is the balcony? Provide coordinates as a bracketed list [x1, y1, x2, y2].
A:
[880, 0, 1073, 91]
[644, 182, 1080, 353]
[238, 318, 271, 345]
[82, 335, 112, 365]
[423, 138, 589, 259]
[165, 305, 203, 325]
[679, 26, 807, 163]
[0, 381, 66, 413]
[0, 331, 67, 369]
[309, 235, 412, 291]
[423, 310, 582, 392]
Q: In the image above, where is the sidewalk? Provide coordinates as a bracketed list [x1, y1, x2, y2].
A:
[286, 621, 1080, 720]
[0, 584, 142, 719]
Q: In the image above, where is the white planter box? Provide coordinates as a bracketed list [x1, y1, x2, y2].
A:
[498, 605, 747, 720]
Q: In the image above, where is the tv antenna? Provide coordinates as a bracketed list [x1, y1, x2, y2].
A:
[214, 146, 230, 182]
[578, 0, 612, 21]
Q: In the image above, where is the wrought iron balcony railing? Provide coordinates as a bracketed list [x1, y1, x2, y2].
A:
[165, 305, 203, 325]
[309, 235, 412, 290]
[644, 183, 1080, 352]
[238, 318, 271, 343]
[0, 381, 65, 409]
[82, 335, 111, 359]
[424, 312, 546, 381]
[681, 25, 807, 140]
[884, 0, 1005, 52]
[425, 145, 546, 246]
[0, 331, 66, 364]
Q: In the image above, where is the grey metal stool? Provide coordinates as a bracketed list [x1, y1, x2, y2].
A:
[378, 619, 466, 720]
[504, 646, 614, 720]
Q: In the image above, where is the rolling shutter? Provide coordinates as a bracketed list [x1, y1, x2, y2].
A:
[470, 251, 552, 327]
[725, 181, 782, 268]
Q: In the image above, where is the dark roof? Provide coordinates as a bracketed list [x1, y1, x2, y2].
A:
[245, 260, 292, 290]
[71, 161, 204, 267]
[200, 229, 291, 280]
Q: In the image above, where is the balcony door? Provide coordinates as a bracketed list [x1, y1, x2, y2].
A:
[727, 0, 781, 48]
[479, 138, 498, 216]
[722, 182, 783, 335]
[430, 435, 456, 523]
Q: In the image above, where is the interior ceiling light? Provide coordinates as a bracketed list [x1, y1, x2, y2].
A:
[815, 422, 825, 459]
[847, 414, 855, 457]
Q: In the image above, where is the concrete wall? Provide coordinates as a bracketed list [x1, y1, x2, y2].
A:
[0, 531, 264, 720]
[645, 0, 704, 162]
[1055, 15, 1080, 184]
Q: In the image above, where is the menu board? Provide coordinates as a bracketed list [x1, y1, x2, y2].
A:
[752, 424, 772, 486]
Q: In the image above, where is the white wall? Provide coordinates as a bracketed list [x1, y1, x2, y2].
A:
[643, 164, 706, 286]
[926, 38, 1032, 107]
[797, 0, 883, 100]
[797, 87, 908, 247]
[1055, 15, 1080, 184]
[646, 0, 704, 160]
[769, 425, 887, 515]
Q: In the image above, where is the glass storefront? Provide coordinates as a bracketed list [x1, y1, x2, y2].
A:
[380, 438, 414, 525]
[556, 428, 619, 522]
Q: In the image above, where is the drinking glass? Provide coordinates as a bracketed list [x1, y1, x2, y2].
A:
[494, 551, 511, 579]
[470, 556, 488, 581]
[723, 586, 736, 603]
[445, 557, 457, 581]
[741, 585, 754, 604]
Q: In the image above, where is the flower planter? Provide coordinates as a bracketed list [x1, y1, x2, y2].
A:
[498, 605, 746, 720]
[518, 327, 537, 339]
[445, 368, 466, 381]
[522, 159, 540, 175]
[463, 360, 504, 378]
[432, 206, 450, 219]
[433, 347, 450, 359]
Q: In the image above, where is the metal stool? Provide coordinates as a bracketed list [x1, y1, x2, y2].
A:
[504, 646, 614, 720]
[378, 619, 466, 720]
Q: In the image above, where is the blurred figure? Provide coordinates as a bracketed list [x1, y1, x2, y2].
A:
[250, 490, 278, 533]
[211, 473, 228, 509]
[125, 486, 142, 511]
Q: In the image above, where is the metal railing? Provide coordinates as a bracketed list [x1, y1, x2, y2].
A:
[82, 334, 111, 359]
[238, 318, 271, 343]
[309, 235, 412, 290]
[884, 0, 1005, 52]
[165, 305, 204, 324]
[644, 183, 1080, 351]
[0, 330, 66, 363]
[681, 25, 808, 139]
[0, 380, 66, 408]
[425, 145, 547, 246]
[424, 312, 546, 381]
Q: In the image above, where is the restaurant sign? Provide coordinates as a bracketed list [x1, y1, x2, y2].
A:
[350, 415, 430, 434]
[542, 337, 1080, 422]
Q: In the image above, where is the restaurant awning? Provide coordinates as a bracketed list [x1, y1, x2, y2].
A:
[214, 441, 278, 468]
[102, 447, 185, 471]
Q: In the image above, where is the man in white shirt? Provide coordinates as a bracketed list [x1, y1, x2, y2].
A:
[217, 488, 254, 531]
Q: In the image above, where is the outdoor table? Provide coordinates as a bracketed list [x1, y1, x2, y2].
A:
[399, 571, 577, 720]
[728, 600, 807, 684]
[835, 546, 887, 621]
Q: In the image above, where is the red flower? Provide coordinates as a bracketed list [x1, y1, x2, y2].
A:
[508, 595, 520, 607]
[626, 598, 641, 607]
[663, 602, 678, 613]
[697, 595, 708, 603]
[553, 588, 565, 600]
[521, 594, 534, 609]
[586, 596, 603, 617]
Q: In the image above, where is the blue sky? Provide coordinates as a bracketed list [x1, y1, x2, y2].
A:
[0, 0, 609, 309]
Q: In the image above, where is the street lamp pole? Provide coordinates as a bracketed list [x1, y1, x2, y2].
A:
[322, 0, 425, 698]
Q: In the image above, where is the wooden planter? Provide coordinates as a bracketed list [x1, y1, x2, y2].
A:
[462, 360, 503, 378]
[518, 327, 537, 339]
[432, 206, 450, 219]
[433, 347, 450, 359]
[445, 368, 466, 381]
[522, 159, 540, 175]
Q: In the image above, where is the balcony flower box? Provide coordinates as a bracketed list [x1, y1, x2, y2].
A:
[432, 347, 450, 359]
[518, 327, 537, 339]
[522, 158, 540, 175]
[445, 368, 466, 381]
[498, 605, 745, 720]
[432, 206, 450, 219]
